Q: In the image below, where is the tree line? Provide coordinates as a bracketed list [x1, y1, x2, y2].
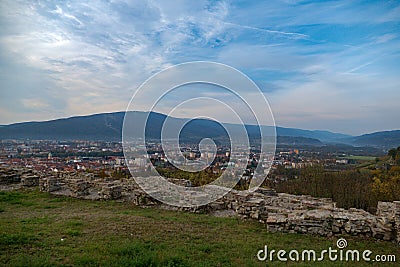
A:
[266, 147, 400, 213]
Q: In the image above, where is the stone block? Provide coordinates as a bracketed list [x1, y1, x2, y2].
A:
[100, 184, 122, 200]
[21, 175, 39, 187]
[39, 177, 61, 192]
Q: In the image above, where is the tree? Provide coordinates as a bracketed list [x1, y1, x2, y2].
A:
[388, 148, 397, 160]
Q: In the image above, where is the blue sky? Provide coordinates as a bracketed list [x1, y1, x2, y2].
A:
[0, 0, 399, 135]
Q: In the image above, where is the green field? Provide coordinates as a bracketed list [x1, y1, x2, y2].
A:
[340, 156, 377, 161]
[0, 189, 399, 266]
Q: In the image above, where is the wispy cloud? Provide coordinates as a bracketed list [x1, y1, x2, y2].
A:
[223, 22, 309, 39]
[0, 0, 399, 134]
[346, 59, 379, 74]
[374, 33, 398, 44]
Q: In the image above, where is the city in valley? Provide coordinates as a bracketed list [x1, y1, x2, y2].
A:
[0, 139, 383, 185]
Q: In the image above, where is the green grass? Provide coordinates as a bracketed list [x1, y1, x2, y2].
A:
[340, 156, 377, 161]
[0, 189, 399, 266]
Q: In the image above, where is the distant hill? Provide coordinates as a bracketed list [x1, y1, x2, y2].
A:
[0, 112, 126, 141]
[276, 127, 350, 142]
[349, 130, 400, 148]
[0, 111, 398, 148]
[0, 111, 335, 145]
[277, 136, 323, 146]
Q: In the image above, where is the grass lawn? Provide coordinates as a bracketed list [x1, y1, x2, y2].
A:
[0, 189, 399, 266]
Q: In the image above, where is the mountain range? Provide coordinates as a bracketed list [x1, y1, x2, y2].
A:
[0, 111, 399, 148]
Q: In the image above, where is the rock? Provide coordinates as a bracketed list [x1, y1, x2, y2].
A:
[21, 174, 39, 187]
[0, 168, 25, 184]
[254, 187, 277, 196]
[100, 184, 122, 200]
[377, 202, 396, 220]
[68, 179, 90, 197]
[371, 217, 394, 240]
[266, 213, 287, 224]
[39, 176, 61, 192]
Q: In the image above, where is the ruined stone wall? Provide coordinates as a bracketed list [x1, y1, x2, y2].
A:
[222, 190, 394, 241]
[0, 167, 39, 188]
[37, 171, 157, 205]
[377, 201, 397, 220]
[1, 167, 399, 244]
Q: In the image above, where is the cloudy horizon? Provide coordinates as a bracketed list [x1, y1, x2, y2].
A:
[1, 0, 399, 135]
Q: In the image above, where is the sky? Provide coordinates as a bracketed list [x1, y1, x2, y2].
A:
[0, 0, 399, 135]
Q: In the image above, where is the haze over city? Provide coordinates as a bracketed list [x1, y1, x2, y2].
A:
[1, 0, 399, 135]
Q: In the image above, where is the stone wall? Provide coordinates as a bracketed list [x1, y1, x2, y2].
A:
[377, 201, 397, 220]
[1, 167, 30, 185]
[222, 190, 397, 241]
[1, 167, 39, 189]
[376, 201, 400, 242]
[37, 171, 157, 204]
[1, 167, 399, 244]
[21, 174, 39, 187]
[99, 183, 122, 200]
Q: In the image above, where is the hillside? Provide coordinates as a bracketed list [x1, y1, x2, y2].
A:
[276, 127, 350, 142]
[0, 111, 332, 144]
[349, 130, 400, 148]
[0, 111, 398, 148]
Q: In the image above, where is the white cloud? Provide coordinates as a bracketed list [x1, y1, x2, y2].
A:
[0, 0, 399, 134]
[374, 33, 397, 44]
[20, 98, 51, 110]
[269, 72, 400, 134]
